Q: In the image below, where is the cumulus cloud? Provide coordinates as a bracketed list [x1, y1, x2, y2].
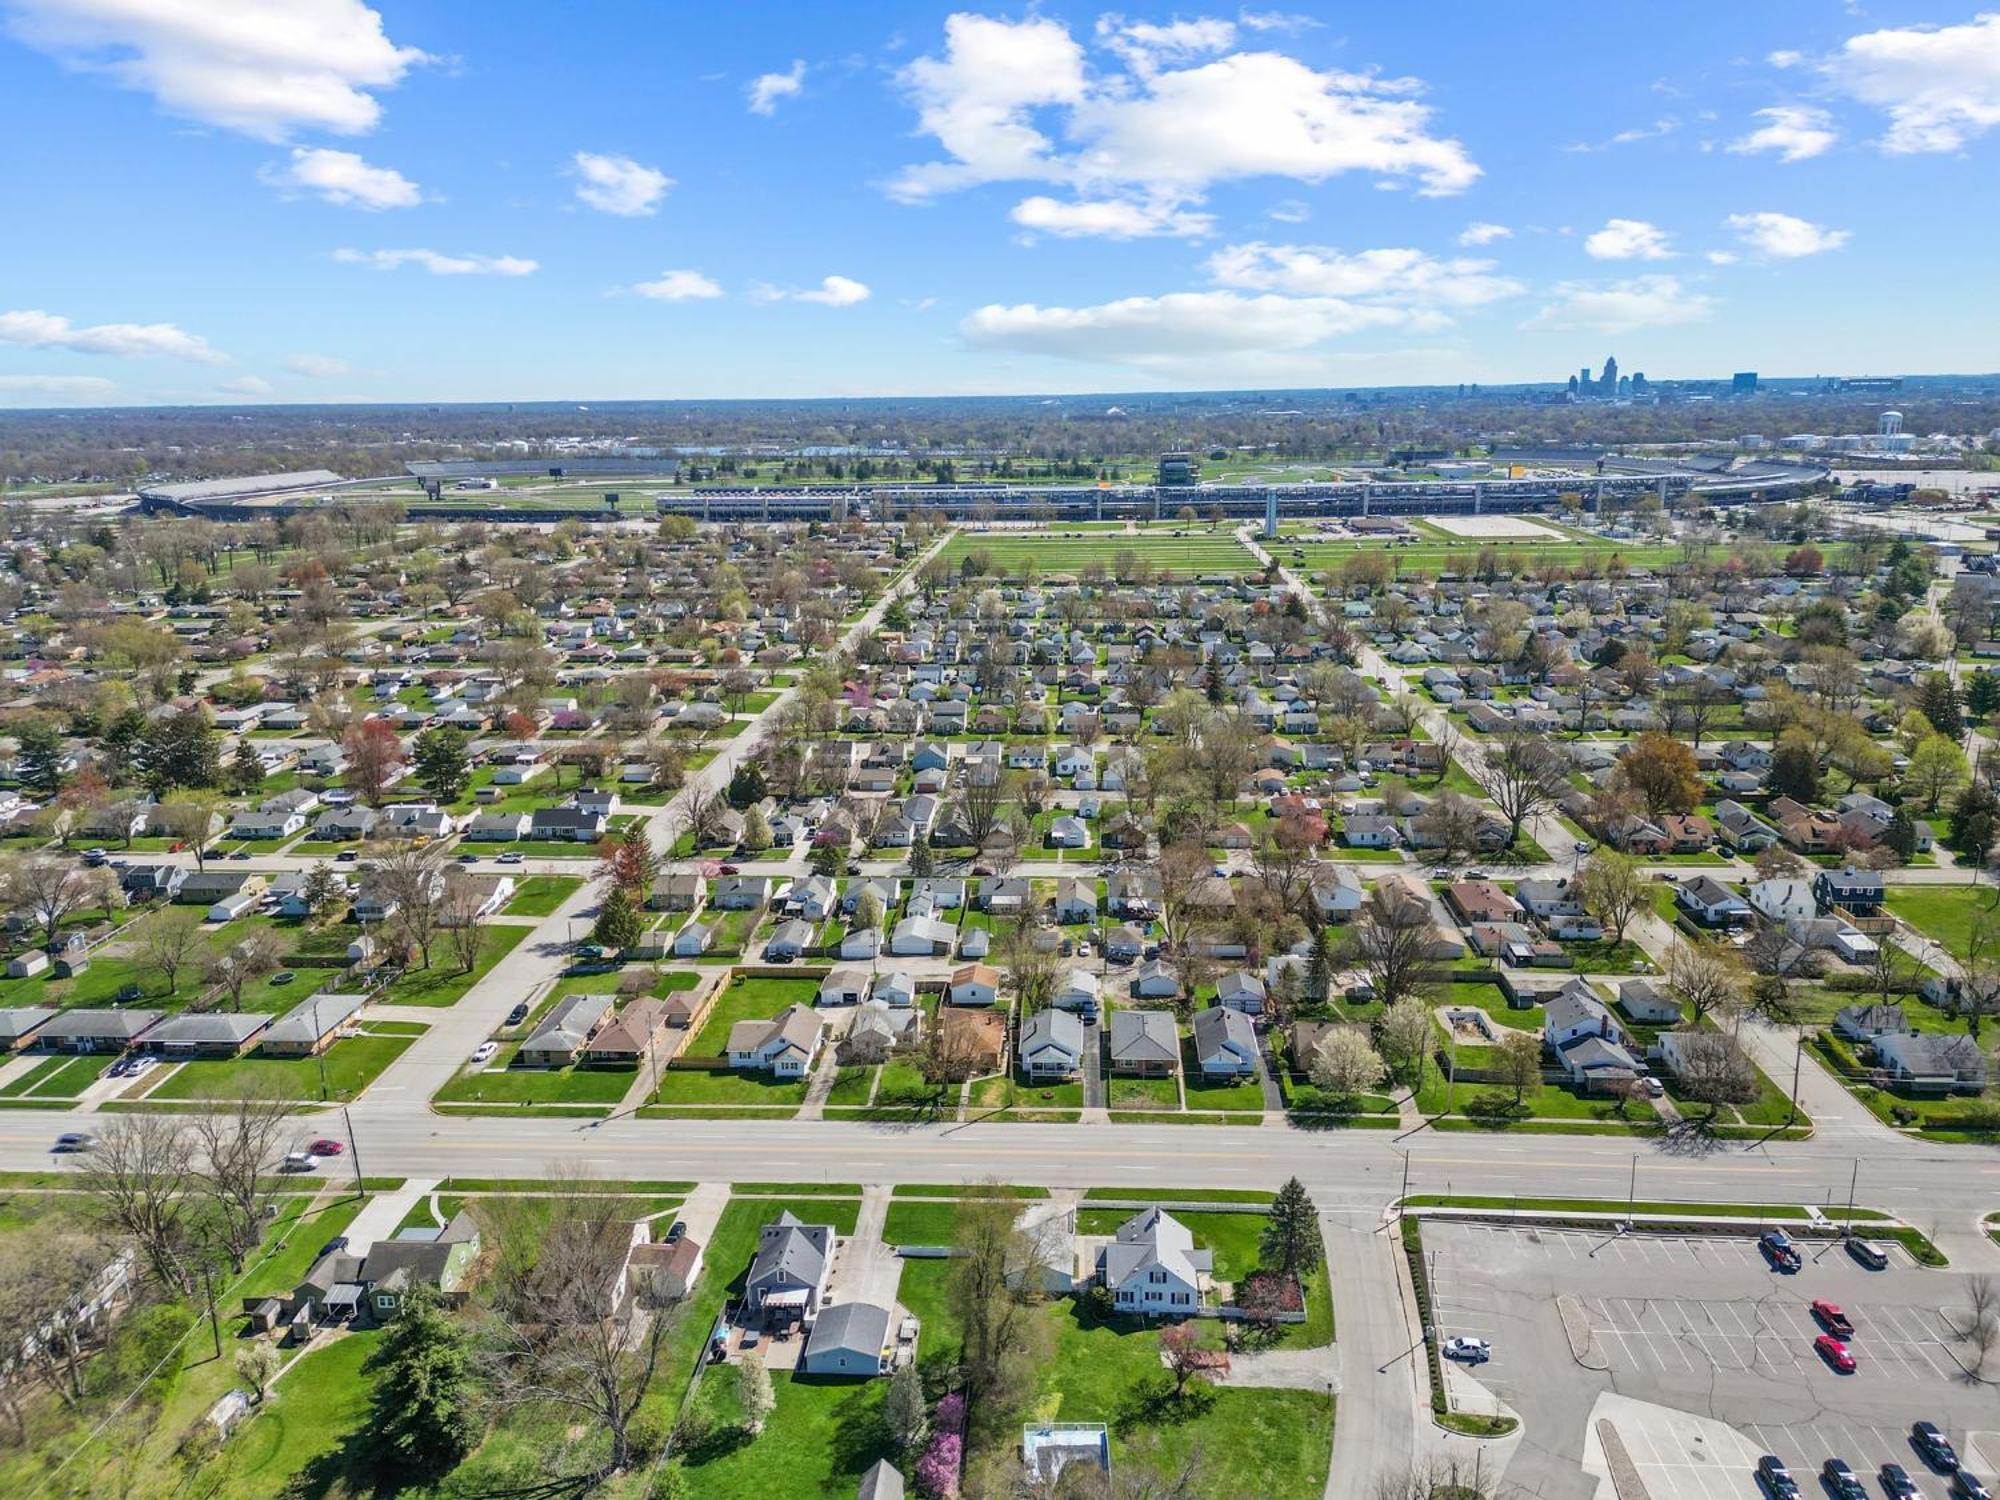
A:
[1583, 218, 1674, 260]
[794, 274, 871, 306]
[1727, 105, 1838, 162]
[632, 269, 724, 301]
[1527, 275, 1715, 334]
[332, 248, 538, 276]
[4, 0, 428, 140]
[0, 374, 117, 400]
[887, 12, 1478, 238]
[1458, 220, 1511, 246]
[286, 353, 352, 377]
[1010, 195, 1212, 239]
[571, 151, 672, 216]
[217, 375, 273, 397]
[1723, 211, 1850, 258]
[0, 307, 224, 362]
[747, 59, 805, 114]
[264, 146, 420, 209]
[1205, 241, 1523, 308]
[1816, 12, 2000, 153]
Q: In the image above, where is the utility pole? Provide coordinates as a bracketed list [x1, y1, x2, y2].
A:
[341, 1102, 366, 1200]
[1628, 1153, 1638, 1223]
[1844, 1157, 1859, 1238]
[199, 1260, 221, 1359]
[311, 998, 328, 1102]
[1788, 1027, 1804, 1125]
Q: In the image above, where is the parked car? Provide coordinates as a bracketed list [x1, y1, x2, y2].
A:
[1814, 1335, 1856, 1373]
[507, 1003, 529, 1026]
[1441, 1336, 1490, 1363]
[664, 1220, 687, 1245]
[459, 852, 480, 864]
[1811, 1300, 1855, 1338]
[1881, 1466, 1920, 1500]
[1848, 1238, 1889, 1270]
[471, 1040, 499, 1063]
[125, 1056, 155, 1078]
[230, 849, 251, 860]
[1757, 1456, 1800, 1500]
[1915, 1423, 1960, 1472]
[81, 848, 108, 865]
[1759, 1229, 1802, 1272]
[576, 943, 607, 960]
[1953, 1475, 1993, 1500]
[1639, 1076, 1666, 1097]
[740, 1328, 761, 1350]
[114, 983, 145, 1003]
[317, 1235, 349, 1257]
[717, 863, 739, 876]
[1822, 1460, 1865, 1500]
[336, 849, 359, 862]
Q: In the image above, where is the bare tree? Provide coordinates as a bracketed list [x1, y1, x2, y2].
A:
[1666, 1029, 1758, 1119]
[75, 1114, 200, 1293]
[1473, 732, 1570, 849]
[366, 837, 448, 969]
[1348, 885, 1439, 1011]
[137, 908, 208, 996]
[951, 769, 1014, 852]
[204, 928, 282, 1011]
[0, 1220, 119, 1423]
[0, 855, 118, 947]
[441, 874, 490, 973]
[1665, 940, 1745, 1026]
[1575, 848, 1646, 943]
[189, 1083, 298, 1272]
[1154, 841, 1215, 960]
[478, 1181, 680, 1477]
[1964, 1274, 1997, 1342]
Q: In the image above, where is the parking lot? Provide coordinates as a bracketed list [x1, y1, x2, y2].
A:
[1422, 1222, 2000, 1500]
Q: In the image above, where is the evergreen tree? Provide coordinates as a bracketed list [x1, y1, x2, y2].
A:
[906, 837, 936, 877]
[1768, 742, 1820, 803]
[413, 727, 472, 803]
[1950, 780, 2000, 864]
[593, 884, 643, 949]
[362, 1284, 480, 1480]
[15, 718, 64, 795]
[1917, 674, 1965, 741]
[138, 707, 221, 795]
[617, 822, 660, 895]
[227, 738, 266, 796]
[1305, 927, 1335, 1007]
[1883, 808, 1919, 863]
[1260, 1177, 1323, 1276]
[1968, 669, 2000, 721]
[808, 841, 843, 877]
[727, 761, 768, 808]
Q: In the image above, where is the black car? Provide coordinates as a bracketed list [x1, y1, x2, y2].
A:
[1954, 1474, 1992, 1500]
[317, 1235, 349, 1258]
[336, 849, 358, 862]
[1823, 1460, 1865, 1500]
[1758, 1456, 1800, 1500]
[664, 1220, 687, 1245]
[507, 1003, 529, 1026]
[114, 983, 145, 1003]
[1883, 1465, 1920, 1500]
[1915, 1423, 1960, 1472]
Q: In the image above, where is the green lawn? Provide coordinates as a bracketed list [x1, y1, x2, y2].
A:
[502, 876, 585, 916]
[0, 955, 155, 1011]
[147, 1033, 416, 1102]
[1180, 1039, 1267, 1112]
[1886, 886, 1996, 960]
[1107, 1075, 1182, 1111]
[938, 529, 1259, 578]
[434, 1058, 637, 1106]
[207, 1327, 380, 1498]
[6, 1052, 110, 1098]
[373, 924, 530, 1006]
[688, 975, 819, 1056]
[647, 1065, 808, 1108]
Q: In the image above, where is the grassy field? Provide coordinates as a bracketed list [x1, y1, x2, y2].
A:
[146, 1032, 416, 1102]
[1886, 886, 1997, 960]
[1285, 537, 1684, 580]
[373, 924, 530, 1006]
[939, 528, 1259, 577]
[501, 875, 584, 916]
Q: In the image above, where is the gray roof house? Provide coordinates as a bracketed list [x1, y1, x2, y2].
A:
[145, 1012, 270, 1056]
[800, 1300, 893, 1377]
[1107, 1010, 1178, 1076]
[1096, 1207, 1211, 1314]
[0, 1008, 56, 1051]
[857, 1460, 906, 1500]
[519, 993, 614, 1067]
[745, 1211, 835, 1319]
[261, 991, 370, 1056]
[1190, 1006, 1257, 1078]
[31, 1009, 164, 1053]
[1020, 1008, 1085, 1080]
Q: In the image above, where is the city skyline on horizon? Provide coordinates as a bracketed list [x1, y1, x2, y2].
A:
[3, 1, 2000, 407]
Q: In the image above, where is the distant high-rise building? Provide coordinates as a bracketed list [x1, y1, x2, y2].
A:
[1631, 372, 1649, 395]
[1580, 366, 1593, 392]
[1600, 355, 1618, 392]
[1567, 374, 1580, 398]
[1732, 371, 1759, 395]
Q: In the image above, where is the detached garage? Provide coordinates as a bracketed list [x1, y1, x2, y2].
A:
[800, 1301, 892, 1377]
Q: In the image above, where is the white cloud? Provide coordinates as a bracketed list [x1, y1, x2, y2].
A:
[0, 374, 117, 400]
[0, 307, 224, 362]
[1583, 218, 1674, 260]
[1205, 241, 1523, 308]
[795, 274, 871, 306]
[888, 11, 1478, 224]
[1268, 198, 1310, 223]
[5, 0, 428, 140]
[1817, 12, 2000, 153]
[286, 353, 352, 377]
[1723, 210, 1850, 258]
[570, 151, 671, 216]
[264, 146, 420, 209]
[1458, 220, 1511, 246]
[747, 59, 805, 114]
[632, 269, 724, 301]
[1767, 50, 1805, 69]
[1010, 194, 1211, 239]
[1527, 275, 1715, 334]
[332, 248, 538, 276]
[961, 288, 1412, 375]
[1727, 105, 1838, 162]
[217, 375, 273, 397]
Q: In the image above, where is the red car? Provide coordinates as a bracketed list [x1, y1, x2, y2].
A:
[306, 1138, 346, 1157]
[1815, 1335, 1857, 1373]
[1812, 1300, 1855, 1338]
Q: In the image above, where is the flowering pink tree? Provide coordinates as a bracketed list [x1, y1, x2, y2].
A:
[915, 1392, 967, 1498]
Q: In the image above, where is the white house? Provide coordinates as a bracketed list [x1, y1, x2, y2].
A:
[1096, 1208, 1210, 1315]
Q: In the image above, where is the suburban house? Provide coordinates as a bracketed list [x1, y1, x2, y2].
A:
[145, 1013, 269, 1057]
[519, 993, 615, 1067]
[1615, 979, 1683, 1026]
[1834, 1003, 1910, 1042]
[583, 997, 671, 1066]
[819, 966, 870, 1008]
[1096, 1208, 1211, 1315]
[1190, 1006, 1257, 1079]
[801, 1300, 895, 1377]
[260, 991, 369, 1057]
[725, 1005, 825, 1077]
[1675, 876, 1752, 929]
[1815, 866, 1886, 916]
[1216, 969, 1267, 1015]
[1020, 1008, 1085, 1080]
[939, 1005, 1007, 1075]
[1107, 1010, 1178, 1076]
[30, 1009, 163, 1054]
[744, 1211, 835, 1322]
[1544, 986, 1645, 1091]
[948, 964, 999, 1007]
[1872, 1031, 1989, 1095]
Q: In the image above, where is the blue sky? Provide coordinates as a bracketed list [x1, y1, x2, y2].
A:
[2, 0, 1997, 406]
